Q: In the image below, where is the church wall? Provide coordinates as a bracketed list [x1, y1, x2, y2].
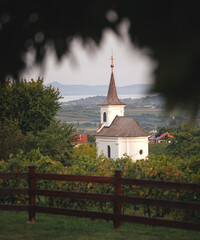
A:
[96, 136, 148, 161]
[126, 137, 148, 161]
[100, 105, 124, 127]
[117, 137, 148, 161]
[96, 136, 119, 159]
[117, 139, 127, 158]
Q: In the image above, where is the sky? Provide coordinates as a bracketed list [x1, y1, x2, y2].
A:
[22, 19, 157, 87]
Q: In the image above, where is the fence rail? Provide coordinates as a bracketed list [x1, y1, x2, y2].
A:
[0, 165, 200, 231]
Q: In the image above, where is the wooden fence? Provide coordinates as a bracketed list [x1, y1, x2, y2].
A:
[0, 165, 200, 231]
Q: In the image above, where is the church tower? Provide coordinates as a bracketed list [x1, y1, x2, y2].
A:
[99, 56, 126, 127]
[96, 56, 149, 161]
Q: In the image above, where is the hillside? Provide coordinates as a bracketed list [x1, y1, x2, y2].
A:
[62, 94, 165, 109]
[57, 95, 188, 134]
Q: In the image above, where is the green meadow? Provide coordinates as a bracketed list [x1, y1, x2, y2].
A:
[0, 211, 199, 240]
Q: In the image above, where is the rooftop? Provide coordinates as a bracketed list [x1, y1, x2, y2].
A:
[96, 116, 149, 137]
[155, 132, 174, 141]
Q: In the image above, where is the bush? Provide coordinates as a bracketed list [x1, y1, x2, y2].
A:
[0, 145, 199, 222]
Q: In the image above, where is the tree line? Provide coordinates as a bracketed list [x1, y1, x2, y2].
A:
[0, 78, 77, 165]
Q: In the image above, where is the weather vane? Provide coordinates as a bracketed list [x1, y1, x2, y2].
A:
[110, 53, 114, 72]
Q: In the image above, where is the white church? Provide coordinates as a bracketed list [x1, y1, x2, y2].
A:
[95, 56, 149, 161]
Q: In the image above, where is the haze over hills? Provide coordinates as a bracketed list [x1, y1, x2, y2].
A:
[46, 82, 153, 96]
[63, 95, 165, 109]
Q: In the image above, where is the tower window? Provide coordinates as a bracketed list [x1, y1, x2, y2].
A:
[103, 112, 107, 122]
[139, 149, 143, 155]
[107, 145, 111, 158]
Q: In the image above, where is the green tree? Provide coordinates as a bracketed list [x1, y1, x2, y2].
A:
[0, 78, 74, 162]
[149, 142, 168, 156]
[0, 120, 25, 160]
[156, 126, 172, 137]
[69, 142, 98, 166]
[87, 134, 96, 146]
[24, 120, 77, 166]
[0, 78, 61, 134]
[167, 123, 200, 158]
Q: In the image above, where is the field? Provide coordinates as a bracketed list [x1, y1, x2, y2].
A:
[0, 211, 200, 240]
[56, 104, 188, 134]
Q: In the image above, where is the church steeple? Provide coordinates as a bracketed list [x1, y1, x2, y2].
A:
[99, 56, 126, 127]
[110, 55, 114, 72]
[100, 56, 126, 106]
[96, 56, 149, 162]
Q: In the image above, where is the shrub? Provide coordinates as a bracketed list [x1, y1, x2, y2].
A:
[0, 145, 199, 222]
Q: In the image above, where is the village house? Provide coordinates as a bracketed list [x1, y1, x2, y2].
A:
[72, 134, 87, 146]
[155, 132, 174, 143]
[148, 130, 158, 143]
[95, 56, 149, 161]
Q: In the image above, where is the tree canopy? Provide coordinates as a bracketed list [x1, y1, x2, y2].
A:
[151, 123, 200, 159]
[1, 1, 200, 112]
[24, 120, 77, 166]
[0, 79, 77, 163]
[0, 78, 61, 134]
[166, 123, 200, 159]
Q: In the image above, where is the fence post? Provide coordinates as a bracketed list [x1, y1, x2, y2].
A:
[114, 168, 122, 229]
[28, 165, 36, 222]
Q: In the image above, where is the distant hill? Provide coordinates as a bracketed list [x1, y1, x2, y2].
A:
[62, 94, 165, 109]
[46, 82, 153, 96]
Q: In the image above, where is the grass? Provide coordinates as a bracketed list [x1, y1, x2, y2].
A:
[0, 211, 200, 240]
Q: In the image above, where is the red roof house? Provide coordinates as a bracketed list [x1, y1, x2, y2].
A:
[72, 135, 88, 145]
[155, 132, 174, 142]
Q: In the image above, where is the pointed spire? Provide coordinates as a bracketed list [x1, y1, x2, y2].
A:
[99, 56, 126, 106]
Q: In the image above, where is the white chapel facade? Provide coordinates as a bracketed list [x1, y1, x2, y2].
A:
[95, 56, 149, 162]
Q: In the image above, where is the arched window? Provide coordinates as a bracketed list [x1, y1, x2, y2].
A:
[139, 149, 143, 155]
[107, 145, 111, 158]
[103, 112, 107, 122]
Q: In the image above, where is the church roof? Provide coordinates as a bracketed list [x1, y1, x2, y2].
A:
[99, 56, 125, 106]
[96, 116, 149, 137]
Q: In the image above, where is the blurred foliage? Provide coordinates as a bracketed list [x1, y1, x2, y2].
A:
[0, 1, 200, 113]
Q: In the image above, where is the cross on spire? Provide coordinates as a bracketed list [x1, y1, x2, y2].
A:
[110, 55, 114, 72]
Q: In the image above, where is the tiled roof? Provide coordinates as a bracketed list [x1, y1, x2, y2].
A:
[96, 116, 149, 137]
[155, 132, 174, 141]
[99, 72, 125, 106]
[72, 135, 87, 144]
